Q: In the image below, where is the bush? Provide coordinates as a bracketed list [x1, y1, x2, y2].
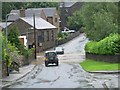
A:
[57, 31, 69, 41]
[85, 33, 120, 55]
[23, 48, 35, 59]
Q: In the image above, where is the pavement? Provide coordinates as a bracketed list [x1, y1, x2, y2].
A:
[1, 64, 36, 88]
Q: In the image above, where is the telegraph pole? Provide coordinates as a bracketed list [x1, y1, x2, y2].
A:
[33, 13, 37, 59]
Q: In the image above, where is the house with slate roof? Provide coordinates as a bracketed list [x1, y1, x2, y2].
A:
[60, 1, 83, 30]
[0, 22, 13, 31]
[8, 7, 60, 32]
[1, 7, 59, 52]
[14, 17, 57, 52]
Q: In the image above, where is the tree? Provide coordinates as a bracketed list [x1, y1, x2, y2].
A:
[67, 2, 118, 41]
[8, 25, 23, 52]
[67, 11, 83, 31]
[80, 2, 118, 41]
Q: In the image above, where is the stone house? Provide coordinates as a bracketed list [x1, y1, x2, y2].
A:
[8, 7, 60, 32]
[60, 2, 83, 29]
[15, 17, 57, 52]
[42, 8, 60, 32]
[0, 22, 13, 31]
[1, 17, 57, 53]
[8, 8, 46, 21]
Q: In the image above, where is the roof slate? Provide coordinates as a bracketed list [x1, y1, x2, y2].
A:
[0, 22, 13, 29]
[8, 8, 56, 21]
[20, 17, 56, 30]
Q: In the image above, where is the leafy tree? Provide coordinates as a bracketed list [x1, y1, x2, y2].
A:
[8, 25, 25, 55]
[67, 2, 118, 41]
[67, 11, 83, 31]
[80, 2, 118, 41]
[8, 25, 21, 48]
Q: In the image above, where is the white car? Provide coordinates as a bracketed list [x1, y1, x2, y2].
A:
[68, 30, 75, 33]
[54, 47, 64, 54]
[61, 29, 75, 33]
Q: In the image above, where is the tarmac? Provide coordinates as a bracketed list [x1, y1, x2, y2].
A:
[1, 63, 119, 89]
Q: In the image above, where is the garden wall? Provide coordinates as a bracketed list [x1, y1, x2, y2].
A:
[86, 52, 120, 63]
[2, 52, 34, 78]
[57, 31, 80, 45]
[2, 61, 7, 78]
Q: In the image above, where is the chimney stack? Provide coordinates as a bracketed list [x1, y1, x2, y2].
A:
[20, 7, 25, 17]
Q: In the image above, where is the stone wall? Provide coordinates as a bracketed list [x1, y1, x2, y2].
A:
[86, 52, 120, 63]
[57, 31, 80, 45]
[2, 52, 34, 78]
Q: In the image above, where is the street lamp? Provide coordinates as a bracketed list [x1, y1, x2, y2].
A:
[5, 13, 17, 76]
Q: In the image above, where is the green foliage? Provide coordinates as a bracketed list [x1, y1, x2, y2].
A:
[8, 25, 26, 55]
[57, 32, 69, 40]
[0, 31, 2, 60]
[2, 33, 19, 66]
[67, 11, 83, 30]
[82, 3, 118, 41]
[68, 2, 118, 41]
[7, 25, 34, 59]
[85, 33, 120, 55]
[22, 48, 35, 59]
[8, 25, 21, 48]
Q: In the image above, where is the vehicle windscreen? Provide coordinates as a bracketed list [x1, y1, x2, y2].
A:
[55, 47, 62, 51]
[45, 52, 56, 58]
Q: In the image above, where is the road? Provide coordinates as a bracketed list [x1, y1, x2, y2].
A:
[8, 33, 119, 88]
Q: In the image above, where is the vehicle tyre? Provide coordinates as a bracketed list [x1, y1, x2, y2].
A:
[56, 61, 59, 66]
[45, 61, 48, 67]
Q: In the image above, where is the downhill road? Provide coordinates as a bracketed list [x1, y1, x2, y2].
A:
[8, 33, 119, 88]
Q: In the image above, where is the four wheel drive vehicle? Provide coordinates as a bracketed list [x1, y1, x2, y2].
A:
[44, 51, 59, 67]
[54, 47, 64, 54]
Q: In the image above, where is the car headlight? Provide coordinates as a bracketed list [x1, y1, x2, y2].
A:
[45, 58, 48, 61]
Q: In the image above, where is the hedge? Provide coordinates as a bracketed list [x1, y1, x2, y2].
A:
[85, 33, 120, 55]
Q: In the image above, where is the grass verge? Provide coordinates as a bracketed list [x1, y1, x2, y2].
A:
[80, 59, 120, 72]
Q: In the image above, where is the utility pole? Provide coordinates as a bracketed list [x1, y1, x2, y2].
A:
[33, 13, 37, 59]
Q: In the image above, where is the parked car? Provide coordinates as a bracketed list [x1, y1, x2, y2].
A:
[68, 29, 75, 33]
[54, 47, 64, 54]
[61, 29, 75, 33]
[44, 51, 59, 67]
[61, 27, 75, 33]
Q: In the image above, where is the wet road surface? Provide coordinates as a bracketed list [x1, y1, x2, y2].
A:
[8, 33, 119, 88]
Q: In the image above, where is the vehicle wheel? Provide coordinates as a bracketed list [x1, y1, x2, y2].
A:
[45, 61, 48, 67]
[56, 61, 59, 66]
